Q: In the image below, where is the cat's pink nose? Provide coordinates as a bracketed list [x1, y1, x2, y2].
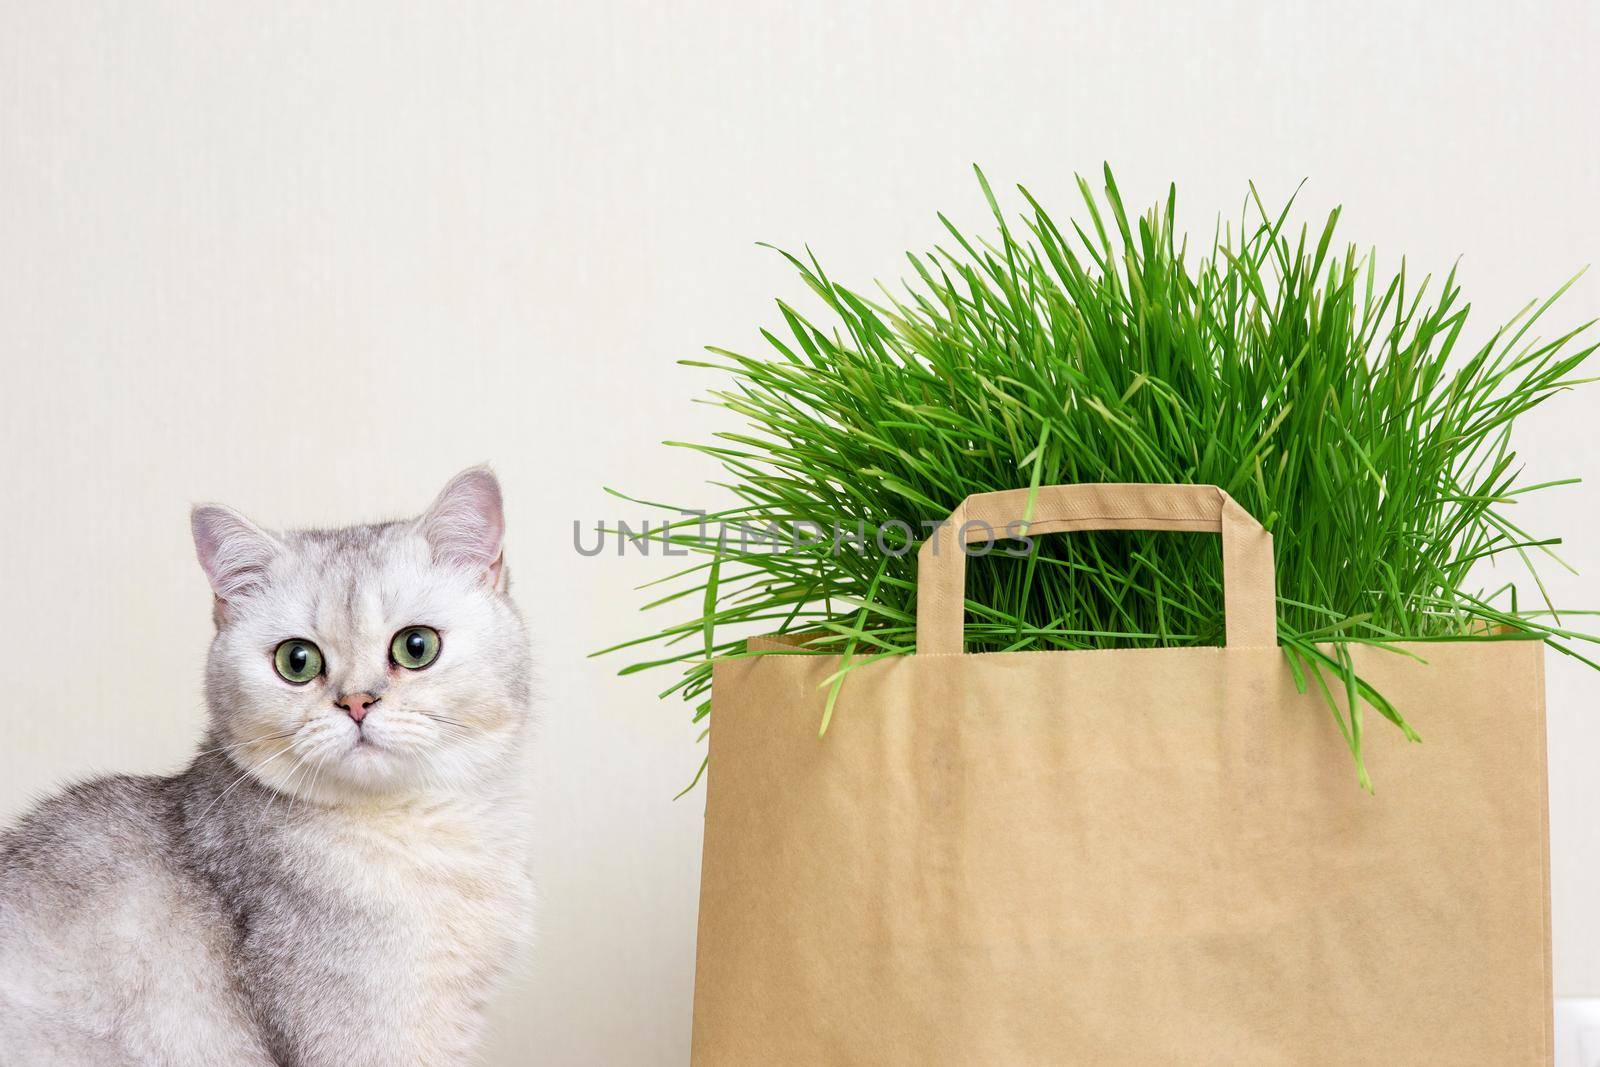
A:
[336, 692, 379, 723]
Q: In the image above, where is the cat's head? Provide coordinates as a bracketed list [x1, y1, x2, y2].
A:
[191, 467, 531, 803]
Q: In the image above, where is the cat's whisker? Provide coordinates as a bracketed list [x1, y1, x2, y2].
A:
[291, 747, 331, 821]
[415, 710, 471, 732]
[260, 748, 314, 829]
[285, 741, 334, 823]
[195, 744, 296, 824]
[192, 730, 298, 759]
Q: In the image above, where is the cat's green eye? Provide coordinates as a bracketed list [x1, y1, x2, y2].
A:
[390, 626, 441, 670]
[273, 639, 323, 685]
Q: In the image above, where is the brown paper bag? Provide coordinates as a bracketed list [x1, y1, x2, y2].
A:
[691, 484, 1552, 1065]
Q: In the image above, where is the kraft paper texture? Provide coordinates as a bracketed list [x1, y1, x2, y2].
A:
[691, 485, 1552, 1065]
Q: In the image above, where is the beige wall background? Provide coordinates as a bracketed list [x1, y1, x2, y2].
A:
[2, 2, 1598, 1062]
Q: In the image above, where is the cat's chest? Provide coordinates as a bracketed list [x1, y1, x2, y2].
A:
[250, 802, 529, 1064]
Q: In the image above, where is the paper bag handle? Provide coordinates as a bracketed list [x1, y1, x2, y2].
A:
[914, 483, 1277, 654]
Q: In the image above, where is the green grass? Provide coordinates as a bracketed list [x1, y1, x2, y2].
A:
[597, 166, 1600, 791]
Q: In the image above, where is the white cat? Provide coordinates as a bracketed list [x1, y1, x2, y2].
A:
[0, 467, 535, 1066]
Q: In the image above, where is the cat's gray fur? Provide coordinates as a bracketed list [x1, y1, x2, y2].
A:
[0, 468, 534, 1066]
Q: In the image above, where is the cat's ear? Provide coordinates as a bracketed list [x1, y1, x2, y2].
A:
[191, 504, 282, 607]
[417, 466, 506, 589]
